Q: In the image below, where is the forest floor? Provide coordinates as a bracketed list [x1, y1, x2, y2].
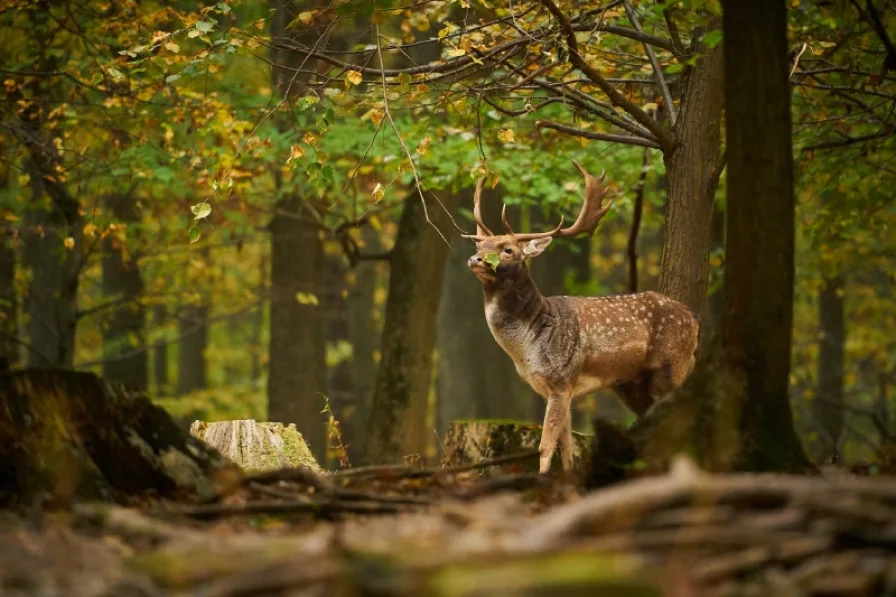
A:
[2, 452, 896, 597]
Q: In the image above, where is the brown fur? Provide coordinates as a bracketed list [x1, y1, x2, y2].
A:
[468, 234, 699, 474]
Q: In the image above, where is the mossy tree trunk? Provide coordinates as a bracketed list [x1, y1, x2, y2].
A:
[365, 191, 458, 464]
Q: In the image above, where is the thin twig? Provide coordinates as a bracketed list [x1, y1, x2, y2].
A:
[536, 119, 662, 149]
[623, 1, 676, 125]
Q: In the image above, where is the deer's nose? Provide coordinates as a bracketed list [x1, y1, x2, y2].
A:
[468, 255, 483, 267]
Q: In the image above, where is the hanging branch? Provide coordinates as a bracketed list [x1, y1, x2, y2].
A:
[623, 1, 676, 125]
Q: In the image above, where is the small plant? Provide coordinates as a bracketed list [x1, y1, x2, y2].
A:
[321, 395, 351, 469]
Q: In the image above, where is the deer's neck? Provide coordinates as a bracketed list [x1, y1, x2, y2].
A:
[481, 264, 549, 337]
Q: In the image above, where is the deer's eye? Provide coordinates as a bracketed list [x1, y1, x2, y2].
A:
[503, 248, 513, 255]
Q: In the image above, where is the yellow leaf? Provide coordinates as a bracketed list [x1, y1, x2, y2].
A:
[416, 135, 431, 155]
[643, 102, 658, 111]
[371, 183, 385, 203]
[302, 132, 317, 145]
[63, 237, 75, 249]
[497, 129, 515, 143]
[296, 292, 319, 306]
[286, 145, 304, 164]
[18, 173, 30, 187]
[446, 47, 466, 57]
[165, 41, 180, 53]
[297, 11, 314, 25]
[345, 70, 363, 87]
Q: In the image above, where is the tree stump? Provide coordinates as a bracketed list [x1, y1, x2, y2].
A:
[443, 419, 592, 472]
[190, 420, 321, 473]
[0, 369, 240, 507]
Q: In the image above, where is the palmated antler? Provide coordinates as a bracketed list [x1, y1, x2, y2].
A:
[506, 158, 611, 242]
[462, 159, 611, 242]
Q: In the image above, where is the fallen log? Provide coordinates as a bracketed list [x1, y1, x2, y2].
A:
[0, 368, 240, 507]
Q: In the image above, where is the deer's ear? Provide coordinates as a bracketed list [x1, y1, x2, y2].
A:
[523, 237, 552, 257]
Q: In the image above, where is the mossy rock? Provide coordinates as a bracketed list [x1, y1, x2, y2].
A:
[190, 420, 321, 473]
[443, 419, 592, 473]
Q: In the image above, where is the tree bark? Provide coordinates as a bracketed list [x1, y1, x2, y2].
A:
[365, 191, 458, 464]
[101, 195, 147, 391]
[718, 0, 809, 471]
[0, 232, 17, 369]
[346, 225, 382, 460]
[266, 0, 329, 459]
[152, 305, 170, 395]
[814, 274, 845, 460]
[437, 189, 532, 433]
[659, 24, 724, 317]
[177, 302, 208, 395]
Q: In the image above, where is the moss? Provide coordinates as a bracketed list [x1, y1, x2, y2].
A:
[192, 420, 321, 473]
[427, 551, 659, 597]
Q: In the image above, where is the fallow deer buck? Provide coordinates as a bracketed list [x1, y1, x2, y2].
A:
[464, 159, 699, 474]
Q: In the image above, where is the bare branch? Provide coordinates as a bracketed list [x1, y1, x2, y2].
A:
[801, 128, 894, 151]
[623, 1, 676, 125]
[536, 119, 662, 149]
[572, 24, 677, 55]
[537, 0, 677, 151]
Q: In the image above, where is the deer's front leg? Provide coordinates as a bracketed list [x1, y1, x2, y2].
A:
[539, 393, 571, 474]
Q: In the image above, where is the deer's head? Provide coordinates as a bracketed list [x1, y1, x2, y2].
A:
[464, 159, 612, 283]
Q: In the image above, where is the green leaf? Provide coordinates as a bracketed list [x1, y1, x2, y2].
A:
[483, 252, 500, 270]
[195, 20, 214, 33]
[191, 202, 212, 220]
[666, 63, 684, 75]
[165, 74, 180, 83]
[188, 226, 201, 244]
[107, 66, 123, 80]
[216, 2, 231, 12]
[703, 29, 722, 48]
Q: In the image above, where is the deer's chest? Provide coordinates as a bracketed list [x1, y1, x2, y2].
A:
[484, 299, 555, 386]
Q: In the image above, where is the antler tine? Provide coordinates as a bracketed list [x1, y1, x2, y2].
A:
[556, 158, 612, 238]
[501, 204, 514, 236]
[472, 176, 494, 237]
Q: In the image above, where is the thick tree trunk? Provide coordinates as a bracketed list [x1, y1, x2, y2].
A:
[717, 0, 809, 471]
[659, 26, 724, 317]
[814, 274, 845, 460]
[366, 191, 458, 464]
[177, 303, 208, 395]
[267, 196, 327, 457]
[595, 2, 810, 476]
[20, 173, 81, 368]
[101, 195, 147, 390]
[266, 0, 329, 460]
[438, 190, 533, 433]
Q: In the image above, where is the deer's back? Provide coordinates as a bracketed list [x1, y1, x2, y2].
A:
[544, 291, 698, 396]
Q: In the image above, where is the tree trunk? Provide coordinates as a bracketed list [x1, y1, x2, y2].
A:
[323, 252, 355, 466]
[718, 0, 809, 471]
[366, 191, 458, 464]
[177, 303, 208, 395]
[265, 0, 329, 460]
[267, 197, 327, 457]
[604, 2, 810, 476]
[346, 226, 381, 460]
[659, 25, 724, 317]
[437, 189, 532, 433]
[152, 305, 170, 395]
[814, 274, 845, 461]
[0, 232, 17, 369]
[101, 195, 147, 390]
